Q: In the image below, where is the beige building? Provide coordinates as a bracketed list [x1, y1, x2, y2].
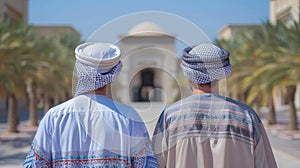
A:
[113, 22, 179, 104]
[270, 0, 300, 25]
[218, 24, 261, 40]
[32, 25, 80, 39]
[0, 0, 28, 23]
[0, 0, 79, 38]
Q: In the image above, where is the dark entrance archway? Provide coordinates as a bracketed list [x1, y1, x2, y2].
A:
[139, 68, 154, 101]
[141, 69, 154, 87]
[131, 68, 162, 102]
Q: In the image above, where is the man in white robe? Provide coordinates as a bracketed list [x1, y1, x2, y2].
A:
[24, 42, 158, 167]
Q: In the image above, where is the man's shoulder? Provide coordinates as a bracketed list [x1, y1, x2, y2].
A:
[46, 98, 74, 115]
[224, 96, 257, 115]
[164, 95, 196, 111]
[47, 95, 142, 122]
[115, 104, 143, 121]
[164, 94, 224, 113]
[164, 94, 259, 118]
[92, 95, 145, 122]
[219, 96, 262, 127]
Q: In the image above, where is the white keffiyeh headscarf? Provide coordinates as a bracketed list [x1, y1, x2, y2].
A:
[74, 42, 122, 96]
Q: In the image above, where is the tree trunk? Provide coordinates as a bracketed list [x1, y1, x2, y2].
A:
[253, 97, 261, 116]
[268, 96, 276, 125]
[54, 95, 60, 105]
[60, 92, 67, 102]
[254, 102, 261, 116]
[27, 79, 38, 126]
[7, 93, 18, 133]
[286, 85, 298, 130]
[44, 93, 51, 114]
[282, 87, 289, 105]
[5, 96, 8, 111]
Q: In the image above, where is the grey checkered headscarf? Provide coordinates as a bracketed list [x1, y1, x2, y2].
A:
[74, 42, 122, 96]
[181, 43, 232, 84]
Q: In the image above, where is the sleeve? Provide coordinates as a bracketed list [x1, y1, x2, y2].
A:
[130, 119, 159, 168]
[254, 122, 278, 168]
[23, 112, 53, 168]
[152, 111, 168, 168]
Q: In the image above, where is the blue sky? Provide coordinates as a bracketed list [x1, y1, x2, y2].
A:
[29, 0, 269, 41]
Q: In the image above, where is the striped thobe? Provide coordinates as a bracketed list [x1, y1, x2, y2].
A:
[152, 94, 277, 168]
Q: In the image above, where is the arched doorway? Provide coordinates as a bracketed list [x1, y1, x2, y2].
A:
[131, 68, 162, 102]
[140, 69, 154, 101]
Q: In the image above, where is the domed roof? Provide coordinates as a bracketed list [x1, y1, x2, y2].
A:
[128, 22, 164, 36]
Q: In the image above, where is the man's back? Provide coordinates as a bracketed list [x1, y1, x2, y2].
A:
[24, 94, 157, 167]
[152, 94, 277, 168]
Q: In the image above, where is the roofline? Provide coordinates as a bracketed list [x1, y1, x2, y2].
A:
[218, 24, 262, 34]
[119, 33, 176, 39]
[32, 25, 80, 34]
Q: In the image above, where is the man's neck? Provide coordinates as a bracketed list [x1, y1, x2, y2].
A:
[94, 89, 107, 96]
[192, 86, 220, 95]
[192, 89, 211, 95]
[87, 86, 107, 96]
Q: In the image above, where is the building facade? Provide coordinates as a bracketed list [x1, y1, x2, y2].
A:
[113, 22, 179, 104]
[32, 25, 80, 39]
[0, 0, 28, 23]
[218, 24, 261, 40]
[0, 0, 79, 38]
[270, 0, 300, 25]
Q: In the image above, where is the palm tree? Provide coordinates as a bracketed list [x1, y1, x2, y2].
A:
[0, 19, 80, 132]
[217, 22, 284, 125]
[216, 36, 250, 102]
[240, 22, 285, 125]
[26, 36, 62, 124]
[0, 20, 35, 132]
[218, 21, 300, 130]
[275, 21, 300, 130]
[33, 33, 80, 114]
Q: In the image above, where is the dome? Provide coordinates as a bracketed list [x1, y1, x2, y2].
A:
[128, 22, 164, 36]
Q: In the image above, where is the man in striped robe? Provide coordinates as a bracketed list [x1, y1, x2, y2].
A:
[152, 43, 277, 168]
